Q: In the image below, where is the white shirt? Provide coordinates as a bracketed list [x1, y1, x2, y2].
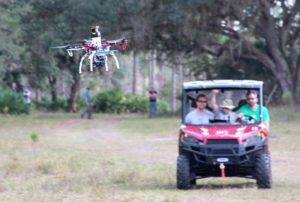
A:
[185, 109, 214, 125]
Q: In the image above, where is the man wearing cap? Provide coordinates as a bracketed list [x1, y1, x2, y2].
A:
[211, 89, 238, 124]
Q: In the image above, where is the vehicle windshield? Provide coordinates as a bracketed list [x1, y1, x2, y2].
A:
[183, 88, 262, 126]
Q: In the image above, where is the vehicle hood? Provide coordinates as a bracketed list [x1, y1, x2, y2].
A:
[181, 124, 262, 144]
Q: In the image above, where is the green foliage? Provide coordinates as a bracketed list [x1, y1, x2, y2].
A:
[93, 89, 148, 114]
[157, 100, 171, 114]
[30, 132, 39, 143]
[0, 1, 30, 82]
[123, 94, 148, 113]
[2, 0, 299, 106]
[282, 91, 293, 105]
[0, 88, 29, 114]
[35, 97, 67, 112]
[35, 96, 83, 112]
[92, 89, 171, 114]
[93, 89, 125, 113]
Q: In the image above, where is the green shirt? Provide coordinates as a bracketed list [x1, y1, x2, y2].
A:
[239, 104, 270, 123]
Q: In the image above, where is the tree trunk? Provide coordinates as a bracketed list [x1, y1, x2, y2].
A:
[70, 76, 80, 112]
[149, 51, 155, 89]
[259, 2, 294, 102]
[179, 63, 184, 86]
[142, 75, 146, 97]
[48, 76, 57, 102]
[157, 56, 168, 96]
[172, 64, 177, 112]
[295, 62, 300, 103]
[132, 51, 137, 95]
[273, 65, 293, 95]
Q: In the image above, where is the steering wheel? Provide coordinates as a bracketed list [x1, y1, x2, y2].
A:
[236, 114, 257, 124]
[244, 114, 257, 123]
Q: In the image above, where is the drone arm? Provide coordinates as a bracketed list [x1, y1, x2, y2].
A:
[106, 38, 128, 50]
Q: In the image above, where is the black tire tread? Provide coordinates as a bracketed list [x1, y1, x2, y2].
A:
[255, 152, 272, 188]
[177, 155, 191, 189]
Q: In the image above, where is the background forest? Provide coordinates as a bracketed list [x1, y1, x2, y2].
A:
[0, 0, 299, 113]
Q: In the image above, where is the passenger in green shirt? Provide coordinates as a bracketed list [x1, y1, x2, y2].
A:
[238, 91, 270, 130]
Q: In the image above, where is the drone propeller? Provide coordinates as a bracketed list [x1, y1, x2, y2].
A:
[51, 44, 84, 57]
[106, 38, 127, 44]
[51, 44, 83, 50]
[50, 45, 71, 49]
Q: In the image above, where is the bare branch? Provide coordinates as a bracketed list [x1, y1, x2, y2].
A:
[207, 24, 241, 40]
[240, 39, 277, 73]
[281, 0, 300, 55]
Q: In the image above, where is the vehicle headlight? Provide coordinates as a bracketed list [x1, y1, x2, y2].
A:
[181, 134, 204, 145]
[244, 133, 261, 145]
[183, 135, 199, 143]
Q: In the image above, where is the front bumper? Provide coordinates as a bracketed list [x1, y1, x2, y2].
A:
[180, 139, 266, 166]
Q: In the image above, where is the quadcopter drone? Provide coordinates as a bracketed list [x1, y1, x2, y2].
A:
[51, 26, 128, 74]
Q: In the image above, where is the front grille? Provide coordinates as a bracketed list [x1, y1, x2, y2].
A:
[212, 149, 233, 155]
[191, 146, 204, 153]
[207, 139, 238, 145]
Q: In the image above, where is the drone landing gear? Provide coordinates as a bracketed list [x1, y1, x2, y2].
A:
[111, 53, 120, 70]
[89, 51, 96, 72]
[79, 53, 88, 74]
[104, 55, 109, 71]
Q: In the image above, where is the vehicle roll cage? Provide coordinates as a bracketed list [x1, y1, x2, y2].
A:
[181, 80, 264, 125]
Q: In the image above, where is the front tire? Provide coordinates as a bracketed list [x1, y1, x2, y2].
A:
[177, 155, 192, 189]
[255, 152, 272, 188]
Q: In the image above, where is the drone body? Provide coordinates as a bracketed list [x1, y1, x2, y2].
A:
[51, 26, 128, 74]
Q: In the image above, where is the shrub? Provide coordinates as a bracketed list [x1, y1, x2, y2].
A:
[282, 91, 293, 105]
[47, 97, 69, 111]
[93, 89, 125, 113]
[157, 100, 171, 114]
[0, 88, 29, 114]
[93, 89, 148, 113]
[124, 94, 148, 113]
[35, 96, 79, 112]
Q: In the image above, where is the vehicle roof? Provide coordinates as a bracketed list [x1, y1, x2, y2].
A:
[183, 80, 263, 90]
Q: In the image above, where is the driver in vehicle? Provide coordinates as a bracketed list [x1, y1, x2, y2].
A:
[210, 89, 238, 123]
[238, 91, 270, 130]
[185, 94, 214, 125]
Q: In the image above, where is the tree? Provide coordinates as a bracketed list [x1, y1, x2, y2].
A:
[132, 0, 300, 103]
[0, 1, 29, 88]
[201, 0, 300, 103]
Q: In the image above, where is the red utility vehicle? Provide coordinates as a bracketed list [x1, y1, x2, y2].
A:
[177, 80, 272, 189]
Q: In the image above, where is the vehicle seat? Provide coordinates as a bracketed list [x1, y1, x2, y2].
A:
[233, 99, 247, 112]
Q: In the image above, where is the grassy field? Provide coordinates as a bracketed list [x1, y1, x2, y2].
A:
[0, 108, 300, 202]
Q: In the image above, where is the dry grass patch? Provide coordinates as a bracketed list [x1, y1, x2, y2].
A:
[0, 109, 300, 201]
